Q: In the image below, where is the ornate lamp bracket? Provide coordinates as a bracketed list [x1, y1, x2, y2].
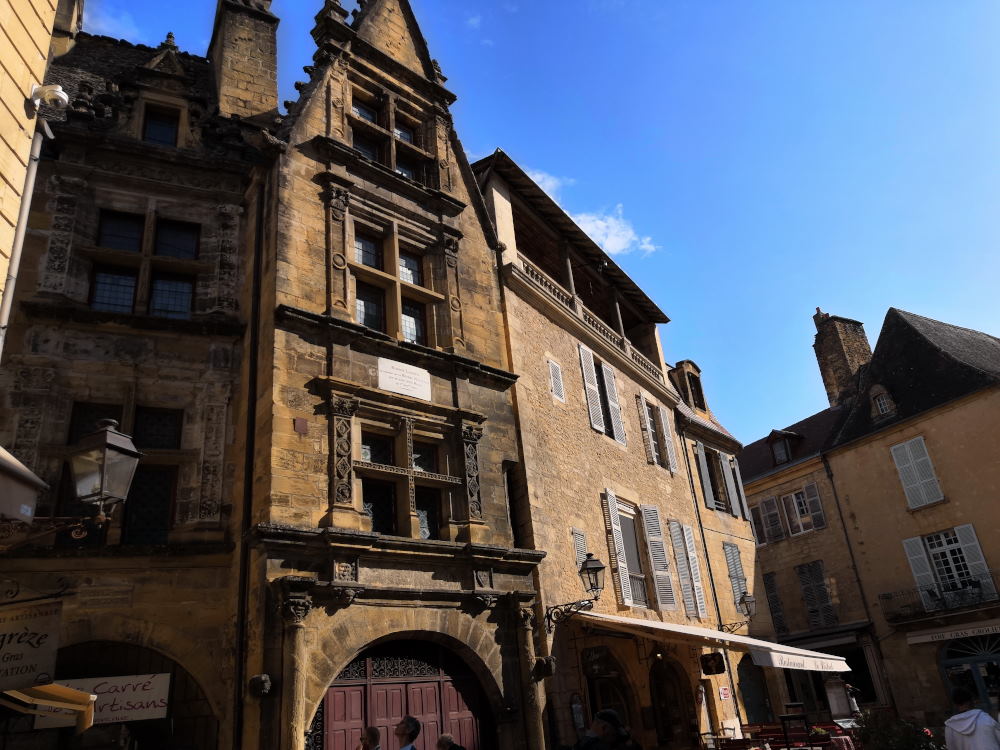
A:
[544, 599, 595, 633]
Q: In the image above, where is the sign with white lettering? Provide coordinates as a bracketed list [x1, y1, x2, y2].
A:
[35, 673, 170, 728]
[750, 648, 848, 672]
[907, 619, 1000, 645]
[719, 686, 731, 700]
[0, 601, 61, 691]
[378, 358, 432, 401]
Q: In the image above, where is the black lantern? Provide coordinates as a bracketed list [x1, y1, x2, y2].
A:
[68, 420, 142, 513]
[737, 592, 757, 619]
[578, 553, 606, 601]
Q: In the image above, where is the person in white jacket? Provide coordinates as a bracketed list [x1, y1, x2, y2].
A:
[946, 687, 1000, 750]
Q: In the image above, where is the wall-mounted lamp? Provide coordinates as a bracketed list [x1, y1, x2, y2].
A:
[721, 592, 757, 634]
[544, 553, 606, 633]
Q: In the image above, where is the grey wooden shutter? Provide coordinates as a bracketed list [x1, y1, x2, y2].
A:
[722, 455, 741, 517]
[760, 496, 785, 542]
[601, 363, 627, 445]
[903, 536, 940, 612]
[803, 483, 826, 529]
[571, 528, 588, 567]
[657, 405, 679, 472]
[723, 542, 748, 603]
[579, 345, 606, 433]
[548, 360, 565, 402]
[683, 524, 708, 618]
[782, 494, 803, 535]
[731, 458, 751, 520]
[763, 572, 788, 635]
[796, 560, 836, 629]
[669, 520, 696, 617]
[637, 395, 656, 464]
[603, 489, 633, 606]
[750, 506, 766, 545]
[891, 437, 944, 509]
[955, 525, 997, 600]
[695, 442, 716, 511]
[640, 505, 676, 611]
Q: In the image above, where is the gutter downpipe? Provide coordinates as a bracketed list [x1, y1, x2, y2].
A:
[0, 126, 46, 361]
[681, 428, 744, 730]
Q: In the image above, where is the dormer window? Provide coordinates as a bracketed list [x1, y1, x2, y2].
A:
[870, 386, 896, 419]
[874, 393, 891, 415]
[687, 372, 707, 410]
[143, 106, 179, 147]
[772, 439, 790, 465]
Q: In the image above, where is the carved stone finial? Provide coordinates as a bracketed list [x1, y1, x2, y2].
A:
[160, 32, 177, 50]
[431, 59, 447, 83]
[282, 593, 313, 624]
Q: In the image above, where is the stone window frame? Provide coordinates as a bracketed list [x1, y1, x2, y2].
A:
[347, 82, 435, 185]
[135, 91, 191, 149]
[869, 384, 896, 421]
[612, 497, 655, 610]
[348, 215, 444, 347]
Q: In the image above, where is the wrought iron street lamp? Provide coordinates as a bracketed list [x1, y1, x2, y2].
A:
[721, 592, 757, 634]
[545, 553, 606, 633]
[68, 419, 142, 520]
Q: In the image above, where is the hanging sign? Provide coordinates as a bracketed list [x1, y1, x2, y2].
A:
[0, 600, 61, 691]
[907, 619, 1000, 645]
[35, 673, 170, 728]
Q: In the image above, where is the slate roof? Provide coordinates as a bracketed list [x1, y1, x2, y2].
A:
[738, 406, 845, 483]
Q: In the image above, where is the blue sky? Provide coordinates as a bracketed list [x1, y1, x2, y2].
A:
[84, 0, 1000, 444]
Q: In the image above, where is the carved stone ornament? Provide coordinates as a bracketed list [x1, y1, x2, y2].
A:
[330, 397, 360, 418]
[461, 424, 484, 519]
[282, 593, 313, 624]
[519, 607, 535, 631]
[474, 568, 493, 589]
[334, 559, 358, 582]
[473, 593, 499, 609]
[331, 587, 361, 605]
[443, 237, 459, 268]
[324, 187, 350, 222]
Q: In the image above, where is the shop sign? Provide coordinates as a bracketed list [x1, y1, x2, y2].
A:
[378, 358, 432, 401]
[719, 686, 731, 701]
[750, 649, 847, 672]
[0, 601, 61, 691]
[907, 620, 1000, 645]
[35, 673, 170, 728]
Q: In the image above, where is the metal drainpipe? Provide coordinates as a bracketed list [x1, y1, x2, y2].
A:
[680, 429, 744, 729]
[0, 126, 45, 361]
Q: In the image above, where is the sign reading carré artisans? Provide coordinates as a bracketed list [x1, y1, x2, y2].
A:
[0, 600, 61, 691]
[35, 673, 170, 728]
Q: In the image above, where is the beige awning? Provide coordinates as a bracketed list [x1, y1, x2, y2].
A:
[578, 611, 849, 672]
[1, 684, 96, 733]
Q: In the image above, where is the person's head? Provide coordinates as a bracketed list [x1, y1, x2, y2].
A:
[394, 716, 420, 746]
[953, 687, 976, 711]
[362, 727, 380, 748]
[591, 710, 626, 741]
[436, 734, 455, 750]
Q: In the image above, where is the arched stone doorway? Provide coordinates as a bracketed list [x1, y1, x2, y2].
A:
[649, 658, 697, 750]
[1, 640, 217, 749]
[581, 646, 637, 733]
[308, 640, 495, 750]
[737, 655, 771, 724]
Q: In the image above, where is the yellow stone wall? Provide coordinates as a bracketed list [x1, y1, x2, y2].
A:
[0, 0, 58, 299]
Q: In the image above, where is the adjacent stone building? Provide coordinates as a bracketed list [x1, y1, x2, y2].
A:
[741, 308, 1000, 727]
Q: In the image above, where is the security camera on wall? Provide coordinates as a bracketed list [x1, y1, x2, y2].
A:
[29, 84, 70, 111]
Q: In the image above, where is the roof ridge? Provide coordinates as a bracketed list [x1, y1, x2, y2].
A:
[73, 31, 209, 61]
[892, 307, 1000, 342]
[891, 308, 1000, 379]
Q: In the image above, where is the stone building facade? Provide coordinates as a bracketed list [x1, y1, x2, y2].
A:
[741, 308, 1000, 727]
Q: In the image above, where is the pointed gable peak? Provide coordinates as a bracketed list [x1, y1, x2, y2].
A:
[352, 0, 436, 79]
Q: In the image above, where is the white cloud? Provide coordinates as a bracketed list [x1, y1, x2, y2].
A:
[572, 204, 659, 256]
[84, 2, 143, 41]
[525, 169, 576, 204]
[466, 14, 482, 29]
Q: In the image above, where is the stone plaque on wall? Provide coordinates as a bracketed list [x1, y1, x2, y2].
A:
[377, 359, 431, 401]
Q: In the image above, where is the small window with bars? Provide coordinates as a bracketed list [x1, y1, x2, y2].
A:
[91, 267, 138, 314]
[149, 274, 194, 320]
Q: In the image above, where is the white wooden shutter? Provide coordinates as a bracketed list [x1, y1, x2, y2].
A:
[658, 405, 679, 472]
[695, 442, 716, 510]
[723, 542, 748, 603]
[760, 497, 785, 542]
[730, 458, 751, 520]
[722, 455, 741, 517]
[683, 524, 708, 618]
[548, 360, 565, 402]
[579, 345, 606, 433]
[803, 483, 826, 529]
[603, 489, 633, 606]
[670, 520, 696, 617]
[601, 362, 627, 445]
[955, 525, 997, 600]
[782, 494, 803, 535]
[571, 528, 588, 567]
[903, 536, 939, 611]
[637, 395, 656, 464]
[891, 437, 944, 509]
[640, 505, 676, 611]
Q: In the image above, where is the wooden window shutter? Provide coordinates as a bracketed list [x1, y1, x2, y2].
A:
[954, 525, 997, 600]
[571, 527, 588, 567]
[722, 455, 741, 517]
[695, 442, 716, 511]
[669, 520, 697, 617]
[579, 344, 606, 433]
[763, 572, 788, 635]
[891, 437, 944, 509]
[723, 542, 748, 603]
[658, 405, 679, 472]
[803, 483, 827, 529]
[602, 489, 633, 606]
[548, 360, 566, 402]
[903, 536, 940, 612]
[782, 494, 803, 535]
[640, 505, 676, 611]
[730, 458, 751, 520]
[796, 560, 837, 629]
[683, 524, 708, 618]
[601, 362, 627, 445]
[760, 496, 785, 542]
[750, 506, 766, 545]
[636, 395, 656, 464]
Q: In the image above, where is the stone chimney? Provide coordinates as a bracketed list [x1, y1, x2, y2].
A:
[208, 0, 279, 120]
[813, 308, 872, 407]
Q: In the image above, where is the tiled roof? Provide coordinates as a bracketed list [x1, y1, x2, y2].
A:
[738, 406, 845, 483]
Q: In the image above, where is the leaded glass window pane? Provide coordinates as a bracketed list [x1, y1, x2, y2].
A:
[398, 252, 422, 286]
[360, 432, 394, 465]
[362, 479, 395, 535]
[394, 124, 415, 143]
[352, 102, 377, 123]
[415, 487, 440, 540]
[355, 235, 382, 269]
[355, 282, 385, 332]
[150, 275, 194, 320]
[133, 407, 184, 450]
[354, 136, 378, 161]
[401, 299, 425, 345]
[91, 268, 137, 313]
[98, 211, 144, 252]
[395, 161, 416, 181]
[412, 442, 437, 473]
[155, 219, 200, 259]
[143, 107, 179, 147]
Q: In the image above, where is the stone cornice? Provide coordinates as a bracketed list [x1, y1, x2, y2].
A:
[21, 300, 245, 338]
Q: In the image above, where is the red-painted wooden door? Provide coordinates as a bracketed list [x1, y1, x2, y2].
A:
[407, 682, 442, 750]
[444, 679, 479, 750]
[326, 685, 365, 750]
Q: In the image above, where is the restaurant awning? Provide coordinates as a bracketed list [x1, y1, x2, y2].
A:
[0, 684, 96, 733]
[578, 611, 849, 672]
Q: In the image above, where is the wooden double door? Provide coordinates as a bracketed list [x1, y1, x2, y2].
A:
[320, 644, 487, 750]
